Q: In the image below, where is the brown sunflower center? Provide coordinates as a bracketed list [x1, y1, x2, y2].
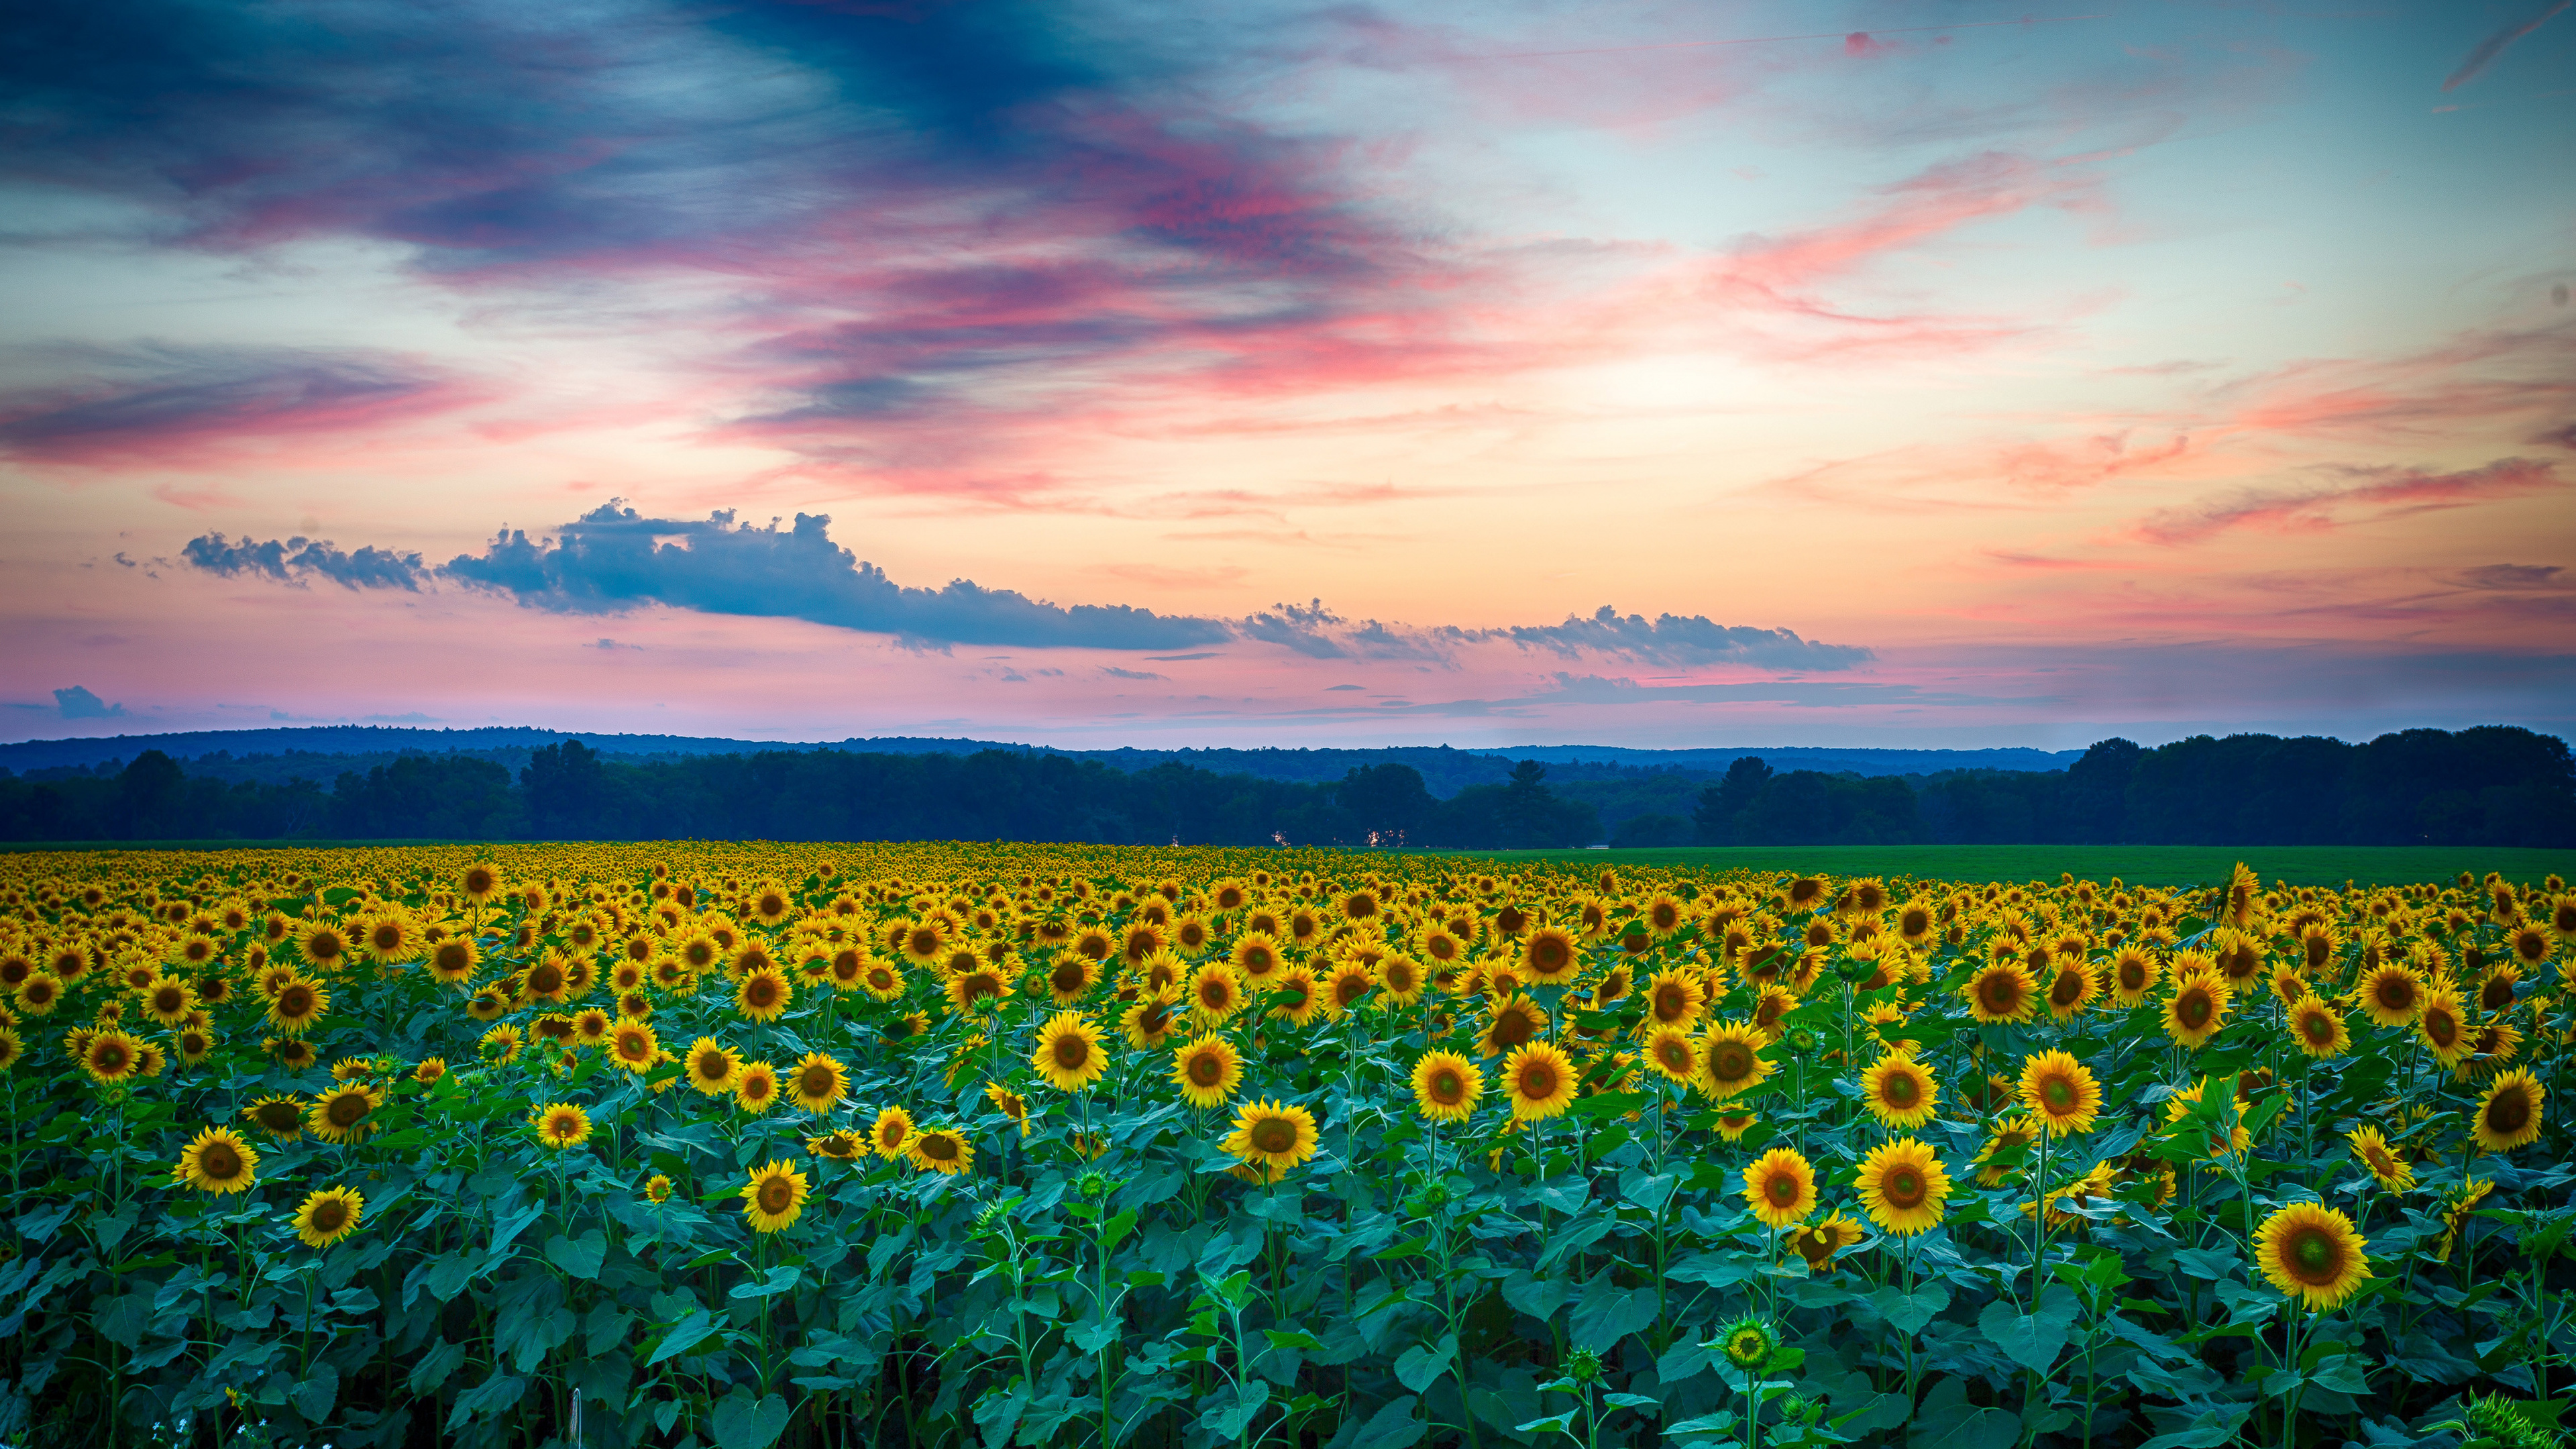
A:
[1430, 1069, 1464, 1104]
[758, 1178, 795, 1213]
[311, 1198, 348, 1231]
[1053, 1035, 1091, 1069]
[1250, 1118, 1296, 1155]
[2485, 1091, 2532, 1135]
[1884, 1167, 1925, 1208]
[1764, 1172, 1801, 1205]
[1980, 975, 2019, 1012]
[1517, 1063, 1559, 1099]
[2287, 1229, 2339, 1283]
[2043, 1079, 2076, 1112]
[1709, 1042, 1754, 1082]
[1884, 1073, 1921, 1108]
[2051, 972, 2084, 1008]
[1189, 1053, 1224, 1086]
[800, 1066, 834, 1096]
[2178, 992, 2211, 1028]
[201, 1143, 242, 1179]
[327, 1094, 368, 1127]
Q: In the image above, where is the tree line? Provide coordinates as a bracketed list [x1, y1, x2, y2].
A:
[0, 725, 2565, 847]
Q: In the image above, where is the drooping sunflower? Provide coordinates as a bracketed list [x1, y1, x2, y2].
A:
[1860, 1051, 1939, 1129]
[2161, 1077, 2251, 1163]
[1501, 1041, 1577, 1122]
[789, 1052, 850, 1113]
[871, 1106, 916, 1160]
[175, 1127, 259, 1195]
[244, 1093, 307, 1140]
[1964, 961, 2037, 1024]
[1222, 1098, 1320, 1181]
[1713, 1107, 1760, 1142]
[2356, 964, 2428, 1027]
[292, 1186, 365, 1248]
[2472, 1069, 2545, 1153]
[2345, 1126, 2414, 1192]
[741, 1159, 810, 1233]
[1854, 1136, 1951, 1235]
[947, 966, 1009, 1016]
[1032, 1010, 1107, 1091]
[1788, 1211, 1868, 1274]
[735, 1061, 781, 1115]
[1743, 1147, 1818, 1228]
[306, 1082, 384, 1144]
[1411, 1051, 1483, 1123]
[1171, 1034, 1242, 1110]
[2288, 996, 2351, 1059]
[534, 1102, 593, 1149]
[685, 1037, 742, 1095]
[2253, 1202, 2371, 1311]
[2162, 971, 2231, 1050]
[1697, 1021, 1774, 1100]
[2018, 1050, 2100, 1136]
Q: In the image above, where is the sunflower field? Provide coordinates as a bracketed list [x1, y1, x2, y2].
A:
[0, 845, 2571, 1449]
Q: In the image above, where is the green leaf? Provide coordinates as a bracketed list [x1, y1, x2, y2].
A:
[710, 1389, 794, 1449]
[1568, 1276, 1660, 1351]
[1346, 1395, 1427, 1449]
[409, 1338, 467, 1393]
[1870, 1279, 1949, 1334]
[288, 1362, 338, 1423]
[1392, 1335, 1456, 1394]
[1977, 1285, 2078, 1373]
[729, 1265, 802, 1299]
[446, 1371, 527, 1429]
[545, 1228, 607, 1279]
[1200, 1380, 1270, 1440]
[2305, 1356, 2370, 1395]
[1515, 1411, 1580, 1437]
[647, 1309, 720, 1366]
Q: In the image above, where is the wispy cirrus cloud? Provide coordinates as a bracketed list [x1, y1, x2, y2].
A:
[2135, 456, 2562, 544]
[0, 345, 472, 465]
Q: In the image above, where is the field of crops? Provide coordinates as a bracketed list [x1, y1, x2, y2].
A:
[0, 845, 2568, 1449]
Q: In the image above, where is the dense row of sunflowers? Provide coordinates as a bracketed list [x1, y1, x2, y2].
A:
[1, 843, 2571, 1449]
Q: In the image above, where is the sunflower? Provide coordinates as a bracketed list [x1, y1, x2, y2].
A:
[412, 1057, 447, 1087]
[1269, 967, 1324, 1026]
[1743, 1147, 1817, 1228]
[175, 1127, 259, 1195]
[2254, 1202, 2370, 1311]
[734, 968, 792, 1024]
[1479, 995, 1549, 1057]
[608, 1018, 661, 1073]
[1324, 961, 1375, 1018]
[1964, 961, 2037, 1024]
[2162, 971, 2231, 1050]
[2288, 996, 2351, 1059]
[644, 1173, 674, 1204]
[981, 1083, 1030, 1138]
[735, 1061, 781, 1115]
[909, 1127, 973, 1175]
[741, 1159, 810, 1233]
[2507, 924, 2553, 967]
[141, 976, 197, 1028]
[1120, 989, 1183, 1049]
[810, 1128, 865, 1160]
[1788, 1211, 1868, 1274]
[789, 1052, 850, 1113]
[294, 921, 350, 972]
[13, 971, 62, 1016]
[2472, 1069, 2545, 1153]
[1642, 1024, 1700, 1086]
[1501, 1041, 1576, 1122]
[1032, 1010, 1107, 1091]
[1223, 1099, 1320, 1181]
[947, 966, 1009, 1016]
[1860, 1051, 1939, 1129]
[2018, 1051, 2100, 1136]
[290, 1186, 364, 1249]
[2043, 959, 2098, 1018]
[305, 1082, 384, 1144]
[2345, 1126, 2414, 1192]
[681, 1037, 741, 1095]
[1855, 1137, 1951, 1235]
[1043, 952, 1098, 1006]
[1410, 1051, 1483, 1123]
[1713, 1107, 1760, 1142]
[2162, 1078, 2251, 1163]
[1642, 968, 1706, 1030]
[871, 1106, 916, 1160]
[426, 936, 480, 984]
[1171, 1034, 1242, 1109]
[264, 976, 330, 1036]
[1521, 926, 1578, 984]
[2416, 989, 2470, 1067]
[1697, 1021, 1774, 1100]
[80, 1030, 145, 1084]
[1189, 963, 1245, 1025]
[461, 864, 503, 904]
[2356, 965, 2427, 1027]
[1375, 953, 1427, 1008]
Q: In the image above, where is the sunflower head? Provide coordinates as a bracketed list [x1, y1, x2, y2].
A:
[1743, 1146, 1818, 1228]
[1717, 1317, 1778, 1372]
[176, 1127, 260, 1195]
[1410, 1050, 1483, 1123]
[2254, 1201, 2370, 1311]
[2473, 1069, 2546, 1154]
[1223, 1098, 1320, 1177]
[740, 1159, 810, 1232]
[1172, 1034, 1243, 1110]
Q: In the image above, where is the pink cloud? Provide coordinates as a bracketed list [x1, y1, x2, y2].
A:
[2133, 456, 2561, 544]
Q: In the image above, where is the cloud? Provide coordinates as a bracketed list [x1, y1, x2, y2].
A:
[0, 345, 468, 464]
[2136, 457, 2561, 545]
[53, 686, 127, 720]
[182, 533, 433, 591]
[1238, 599, 1351, 659]
[2453, 564, 2568, 591]
[1100, 666, 1165, 680]
[1463, 606, 1874, 670]
[2443, 1, 2569, 91]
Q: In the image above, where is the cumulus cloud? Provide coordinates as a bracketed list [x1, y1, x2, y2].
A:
[182, 533, 432, 590]
[53, 686, 127, 720]
[1475, 606, 1874, 670]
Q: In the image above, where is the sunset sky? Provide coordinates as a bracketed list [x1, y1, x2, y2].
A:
[4, 0, 2571, 751]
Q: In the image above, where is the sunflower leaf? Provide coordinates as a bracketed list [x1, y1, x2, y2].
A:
[1978, 1285, 2078, 1373]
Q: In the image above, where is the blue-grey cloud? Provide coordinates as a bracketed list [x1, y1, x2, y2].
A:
[54, 686, 127, 720]
[0, 345, 460, 460]
[2443, 0, 2568, 91]
[182, 533, 432, 591]
[1239, 599, 1350, 659]
[438, 504, 1234, 651]
[1102, 666, 1165, 681]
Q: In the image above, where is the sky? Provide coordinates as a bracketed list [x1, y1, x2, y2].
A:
[3, 0, 2571, 752]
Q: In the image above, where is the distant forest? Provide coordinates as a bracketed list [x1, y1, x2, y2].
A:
[0, 726, 2567, 848]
